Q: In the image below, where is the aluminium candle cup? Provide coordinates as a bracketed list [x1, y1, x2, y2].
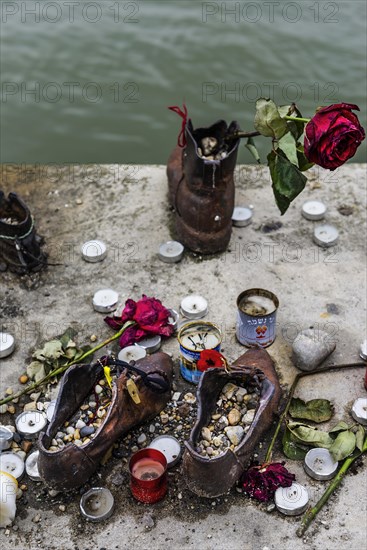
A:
[136, 335, 161, 354]
[274, 482, 309, 516]
[178, 321, 222, 384]
[25, 451, 42, 482]
[0, 426, 14, 451]
[15, 411, 47, 439]
[129, 448, 168, 504]
[304, 448, 338, 481]
[236, 289, 279, 348]
[232, 206, 253, 227]
[118, 345, 147, 363]
[301, 200, 327, 221]
[92, 288, 119, 313]
[46, 400, 57, 423]
[0, 332, 15, 358]
[180, 295, 208, 320]
[81, 240, 107, 263]
[0, 452, 25, 481]
[80, 487, 114, 522]
[313, 224, 339, 248]
[168, 309, 179, 331]
[351, 397, 367, 426]
[158, 241, 184, 263]
[149, 435, 182, 468]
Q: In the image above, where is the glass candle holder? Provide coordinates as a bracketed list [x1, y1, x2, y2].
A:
[129, 448, 167, 504]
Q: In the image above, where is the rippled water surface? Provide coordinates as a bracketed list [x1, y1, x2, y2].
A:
[1, 1, 366, 163]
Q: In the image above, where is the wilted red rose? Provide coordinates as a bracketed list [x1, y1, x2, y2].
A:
[105, 295, 174, 348]
[242, 462, 295, 502]
[304, 103, 365, 170]
[197, 349, 226, 372]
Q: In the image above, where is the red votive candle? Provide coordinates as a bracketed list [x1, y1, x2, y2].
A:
[129, 448, 168, 503]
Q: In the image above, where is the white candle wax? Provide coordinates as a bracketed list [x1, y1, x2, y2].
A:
[81, 240, 107, 263]
[149, 435, 182, 468]
[313, 224, 339, 247]
[92, 289, 119, 313]
[0, 332, 15, 358]
[275, 482, 309, 516]
[118, 345, 147, 363]
[302, 200, 327, 221]
[0, 452, 25, 480]
[15, 411, 47, 437]
[351, 397, 367, 426]
[158, 241, 184, 263]
[232, 206, 253, 227]
[180, 295, 208, 320]
[304, 448, 338, 480]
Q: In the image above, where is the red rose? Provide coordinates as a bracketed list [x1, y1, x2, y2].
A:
[304, 103, 365, 170]
[242, 462, 295, 502]
[197, 349, 225, 372]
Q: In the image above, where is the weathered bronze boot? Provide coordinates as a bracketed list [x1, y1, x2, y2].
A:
[0, 191, 47, 274]
[182, 349, 281, 497]
[38, 353, 173, 490]
[167, 118, 240, 254]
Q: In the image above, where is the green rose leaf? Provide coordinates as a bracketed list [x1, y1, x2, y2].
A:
[278, 132, 299, 167]
[297, 144, 314, 171]
[355, 425, 366, 451]
[287, 421, 334, 448]
[329, 430, 356, 462]
[254, 98, 289, 139]
[282, 427, 308, 460]
[329, 420, 350, 433]
[268, 149, 307, 215]
[59, 327, 78, 350]
[245, 137, 261, 163]
[289, 398, 334, 423]
[33, 340, 64, 361]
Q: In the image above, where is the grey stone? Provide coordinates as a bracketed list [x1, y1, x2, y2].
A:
[80, 426, 95, 438]
[292, 329, 336, 371]
[224, 425, 244, 446]
[137, 433, 147, 445]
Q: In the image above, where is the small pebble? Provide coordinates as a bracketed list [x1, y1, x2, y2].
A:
[7, 405, 16, 414]
[0, 404, 7, 414]
[137, 433, 147, 445]
[19, 374, 29, 384]
[59, 505, 66, 512]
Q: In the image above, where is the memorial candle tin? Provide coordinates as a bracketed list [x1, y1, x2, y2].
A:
[236, 289, 279, 348]
[178, 321, 222, 384]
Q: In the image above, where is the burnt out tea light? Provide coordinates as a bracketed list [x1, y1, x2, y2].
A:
[149, 435, 182, 468]
[15, 411, 47, 438]
[46, 400, 57, 423]
[137, 335, 161, 354]
[118, 345, 147, 363]
[232, 206, 253, 227]
[304, 448, 338, 481]
[275, 482, 309, 516]
[351, 397, 367, 426]
[0, 452, 25, 481]
[158, 241, 184, 263]
[302, 200, 327, 221]
[180, 295, 208, 320]
[92, 288, 119, 313]
[313, 224, 339, 247]
[0, 332, 15, 358]
[178, 321, 222, 384]
[129, 448, 168, 503]
[81, 239, 107, 263]
[80, 487, 114, 522]
[0, 426, 13, 451]
[25, 450, 42, 482]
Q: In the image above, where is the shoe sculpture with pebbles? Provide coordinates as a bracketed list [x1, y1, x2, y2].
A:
[182, 348, 281, 498]
[38, 353, 173, 490]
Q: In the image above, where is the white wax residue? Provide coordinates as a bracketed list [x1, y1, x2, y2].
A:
[181, 332, 219, 351]
[240, 295, 275, 316]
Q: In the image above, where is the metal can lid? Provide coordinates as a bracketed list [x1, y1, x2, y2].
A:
[81, 240, 107, 263]
[149, 435, 182, 468]
[0, 332, 15, 358]
[158, 241, 184, 263]
[80, 487, 114, 522]
[232, 206, 253, 227]
[180, 295, 208, 319]
[92, 289, 119, 313]
[313, 224, 339, 247]
[137, 335, 161, 354]
[302, 200, 327, 221]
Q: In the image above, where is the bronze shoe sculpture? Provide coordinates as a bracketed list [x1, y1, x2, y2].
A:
[38, 353, 173, 490]
[0, 191, 47, 274]
[167, 118, 240, 254]
[182, 349, 281, 498]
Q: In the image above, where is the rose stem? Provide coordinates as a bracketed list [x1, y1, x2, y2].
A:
[284, 116, 310, 123]
[264, 362, 366, 464]
[0, 321, 135, 406]
[225, 130, 261, 141]
[296, 436, 367, 538]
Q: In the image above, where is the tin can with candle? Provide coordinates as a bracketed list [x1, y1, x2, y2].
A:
[236, 289, 279, 348]
[178, 321, 222, 384]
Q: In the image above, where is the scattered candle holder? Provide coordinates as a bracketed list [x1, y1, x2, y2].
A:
[351, 397, 367, 426]
[118, 345, 147, 363]
[0, 332, 15, 358]
[304, 448, 338, 481]
[0, 452, 25, 480]
[81, 240, 107, 263]
[0, 426, 14, 451]
[301, 200, 327, 221]
[129, 448, 168, 504]
[137, 335, 161, 354]
[232, 206, 253, 227]
[158, 241, 184, 263]
[274, 482, 309, 516]
[25, 450, 42, 482]
[180, 295, 208, 320]
[92, 288, 119, 313]
[149, 435, 182, 468]
[313, 224, 339, 247]
[15, 411, 47, 438]
[80, 487, 114, 522]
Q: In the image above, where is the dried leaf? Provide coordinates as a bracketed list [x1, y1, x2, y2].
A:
[287, 421, 334, 448]
[289, 398, 333, 423]
[355, 425, 366, 452]
[329, 431, 356, 461]
[282, 427, 308, 460]
[27, 361, 45, 380]
[33, 340, 64, 361]
[329, 421, 350, 433]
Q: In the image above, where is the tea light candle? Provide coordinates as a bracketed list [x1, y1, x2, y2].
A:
[0, 332, 15, 358]
[15, 411, 47, 438]
[158, 241, 184, 263]
[360, 339, 367, 361]
[302, 200, 327, 221]
[149, 435, 182, 468]
[25, 450, 42, 482]
[313, 224, 339, 247]
[232, 206, 253, 227]
[0, 452, 25, 480]
[118, 345, 147, 363]
[80, 487, 114, 522]
[304, 448, 338, 480]
[275, 482, 309, 516]
[46, 400, 57, 423]
[81, 240, 107, 263]
[92, 289, 119, 313]
[168, 309, 179, 331]
[137, 335, 161, 354]
[0, 426, 13, 451]
[180, 295, 208, 320]
[351, 397, 367, 425]
[129, 448, 168, 503]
